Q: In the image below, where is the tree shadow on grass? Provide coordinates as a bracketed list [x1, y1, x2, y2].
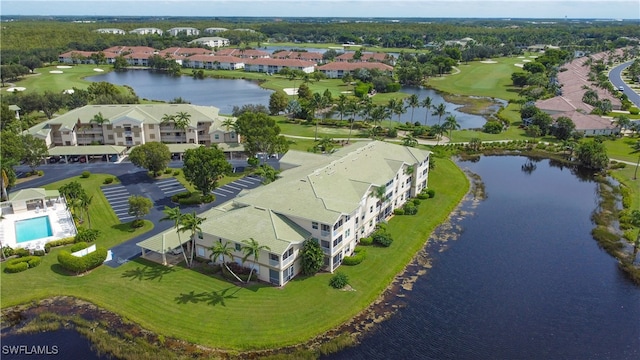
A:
[111, 222, 142, 233]
[50, 263, 74, 276]
[174, 287, 240, 307]
[120, 264, 175, 282]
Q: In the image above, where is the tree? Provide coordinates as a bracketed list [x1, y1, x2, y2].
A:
[402, 134, 418, 147]
[160, 206, 189, 266]
[241, 238, 271, 283]
[530, 111, 553, 135]
[221, 118, 235, 132]
[443, 114, 460, 139]
[234, 112, 289, 163]
[406, 94, 420, 123]
[79, 193, 93, 229]
[387, 98, 405, 129]
[22, 134, 48, 172]
[552, 116, 576, 141]
[113, 55, 128, 70]
[179, 211, 206, 268]
[612, 114, 631, 135]
[254, 164, 279, 184]
[633, 140, 640, 180]
[128, 195, 152, 227]
[420, 96, 433, 126]
[209, 240, 243, 282]
[183, 145, 232, 195]
[269, 90, 288, 115]
[575, 139, 609, 171]
[526, 124, 542, 140]
[128, 142, 171, 177]
[300, 239, 325, 276]
[630, 210, 640, 261]
[432, 103, 447, 126]
[90, 112, 109, 144]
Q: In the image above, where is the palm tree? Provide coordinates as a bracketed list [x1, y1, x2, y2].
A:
[209, 241, 243, 282]
[402, 134, 418, 147]
[345, 99, 359, 144]
[241, 237, 271, 283]
[80, 194, 93, 229]
[254, 164, 279, 184]
[443, 114, 460, 140]
[335, 94, 349, 122]
[90, 112, 109, 144]
[174, 111, 191, 142]
[387, 98, 405, 129]
[612, 114, 631, 135]
[222, 118, 235, 132]
[431, 124, 446, 145]
[432, 103, 447, 126]
[371, 185, 387, 221]
[406, 94, 419, 124]
[633, 140, 640, 180]
[160, 206, 189, 266]
[179, 211, 206, 268]
[420, 96, 433, 126]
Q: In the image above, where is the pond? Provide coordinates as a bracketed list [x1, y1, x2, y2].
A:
[88, 70, 273, 115]
[327, 156, 640, 360]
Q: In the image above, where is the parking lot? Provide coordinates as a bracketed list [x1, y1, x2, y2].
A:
[212, 175, 262, 200]
[101, 184, 135, 222]
[155, 178, 187, 196]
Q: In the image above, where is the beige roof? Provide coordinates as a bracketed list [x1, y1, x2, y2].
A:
[552, 111, 618, 132]
[137, 228, 188, 254]
[48, 145, 127, 156]
[199, 205, 310, 254]
[235, 141, 430, 223]
[8, 188, 59, 202]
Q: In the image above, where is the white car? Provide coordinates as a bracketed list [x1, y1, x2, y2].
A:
[619, 86, 624, 91]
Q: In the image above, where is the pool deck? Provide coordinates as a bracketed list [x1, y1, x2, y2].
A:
[0, 204, 77, 251]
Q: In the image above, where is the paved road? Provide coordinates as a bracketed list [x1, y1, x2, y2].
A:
[12, 159, 269, 267]
[609, 60, 640, 108]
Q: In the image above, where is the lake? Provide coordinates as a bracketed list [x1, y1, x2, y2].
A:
[88, 70, 273, 115]
[88, 71, 492, 129]
[327, 156, 640, 360]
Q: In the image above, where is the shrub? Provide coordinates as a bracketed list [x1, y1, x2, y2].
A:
[172, 170, 180, 176]
[37, 170, 44, 176]
[359, 237, 373, 246]
[131, 219, 145, 228]
[412, 198, 421, 206]
[14, 247, 30, 258]
[164, 168, 173, 174]
[75, 228, 100, 243]
[103, 177, 114, 184]
[4, 256, 41, 273]
[426, 189, 436, 198]
[329, 272, 349, 289]
[57, 247, 108, 274]
[629, 107, 639, 115]
[81, 171, 91, 178]
[33, 250, 46, 257]
[403, 203, 418, 215]
[386, 128, 398, 138]
[201, 194, 215, 203]
[44, 237, 76, 253]
[2, 246, 14, 258]
[342, 247, 366, 266]
[373, 231, 393, 247]
[70, 242, 89, 253]
[394, 208, 405, 215]
[417, 193, 430, 200]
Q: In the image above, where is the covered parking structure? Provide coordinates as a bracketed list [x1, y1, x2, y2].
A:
[48, 145, 127, 164]
[136, 228, 189, 266]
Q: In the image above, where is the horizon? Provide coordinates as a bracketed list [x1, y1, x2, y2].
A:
[2, 1, 638, 20]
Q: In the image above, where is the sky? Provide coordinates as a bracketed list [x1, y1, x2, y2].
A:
[1, 0, 638, 19]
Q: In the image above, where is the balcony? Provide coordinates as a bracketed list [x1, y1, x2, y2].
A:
[320, 230, 330, 237]
[269, 258, 279, 267]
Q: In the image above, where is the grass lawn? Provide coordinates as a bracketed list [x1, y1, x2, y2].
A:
[1, 157, 468, 351]
[429, 55, 527, 101]
[5, 64, 116, 94]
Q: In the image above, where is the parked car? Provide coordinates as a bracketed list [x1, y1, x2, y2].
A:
[48, 156, 60, 163]
[79, 157, 87, 163]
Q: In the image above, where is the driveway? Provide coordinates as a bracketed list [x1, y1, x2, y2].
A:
[12, 160, 265, 267]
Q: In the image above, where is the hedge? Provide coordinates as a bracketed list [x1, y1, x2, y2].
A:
[45, 237, 76, 253]
[5, 256, 42, 273]
[359, 237, 373, 246]
[75, 228, 100, 243]
[70, 242, 89, 253]
[342, 247, 367, 266]
[57, 247, 108, 275]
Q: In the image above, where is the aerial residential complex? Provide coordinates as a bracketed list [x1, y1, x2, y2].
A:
[26, 104, 242, 160]
[138, 141, 431, 286]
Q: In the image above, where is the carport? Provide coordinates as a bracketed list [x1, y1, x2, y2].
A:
[217, 143, 246, 160]
[127, 143, 201, 161]
[136, 228, 188, 266]
[48, 145, 127, 164]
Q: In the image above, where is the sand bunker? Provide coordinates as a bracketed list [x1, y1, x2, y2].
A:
[63, 89, 75, 94]
[480, 60, 497, 64]
[522, 59, 532, 62]
[93, 68, 104, 72]
[517, 56, 526, 59]
[283, 88, 298, 95]
[341, 91, 352, 94]
[529, 56, 538, 58]
[6, 87, 26, 92]
[57, 65, 72, 69]
[514, 64, 524, 68]
[50, 70, 63, 74]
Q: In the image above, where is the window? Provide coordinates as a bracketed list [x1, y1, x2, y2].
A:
[214, 134, 220, 140]
[269, 253, 279, 261]
[333, 235, 343, 247]
[345, 215, 350, 221]
[235, 243, 241, 251]
[198, 231, 203, 239]
[345, 229, 350, 238]
[321, 240, 330, 249]
[124, 126, 132, 132]
[333, 219, 343, 231]
[148, 124, 154, 129]
[150, 134, 155, 139]
[321, 224, 331, 232]
[107, 135, 114, 140]
[283, 248, 294, 260]
[312, 222, 318, 230]
[370, 206, 373, 213]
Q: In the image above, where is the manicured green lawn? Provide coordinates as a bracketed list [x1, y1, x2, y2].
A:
[1, 157, 469, 350]
[7, 64, 115, 94]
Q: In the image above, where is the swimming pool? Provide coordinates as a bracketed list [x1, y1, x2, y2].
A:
[14, 216, 53, 243]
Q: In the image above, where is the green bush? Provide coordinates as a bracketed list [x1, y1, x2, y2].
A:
[164, 168, 173, 174]
[426, 189, 436, 198]
[37, 170, 44, 176]
[172, 170, 180, 176]
[403, 203, 418, 215]
[359, 237, 373, 246]
[201, 194, 215, 203]
[80, 171, 91, 178]
[14, 247, 30, 258]
[629, 107, 639, 115]
[4, 256, 41, 273]
[44, 237, 76, 253]
[393, 208, 405, 215]
[342, 247, 366, 266]
[131, 219, 145, 228]
[103, 177, 114, 184]
[412, 198, 421, 206]
[33, 250, 46, 257]
[373, 231, 394, 247]
[329, 272, 349, 289]
[417, 193, 430, 200]
[70, 242, 89, 253]
[57, 247, 108, 274]
[75, 228, 100, 243]
[2, 246, 14, 258]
